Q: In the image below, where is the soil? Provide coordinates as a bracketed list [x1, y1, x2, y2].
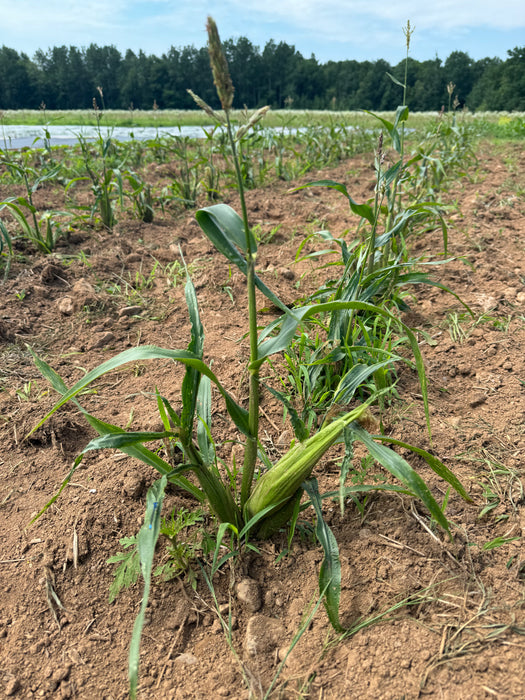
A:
[0, 139, 524, 700]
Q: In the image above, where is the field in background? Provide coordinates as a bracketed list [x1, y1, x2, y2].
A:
[2, 107, 525, 132]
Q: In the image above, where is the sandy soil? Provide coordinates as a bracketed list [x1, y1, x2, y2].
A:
[0, 139, 524, 699]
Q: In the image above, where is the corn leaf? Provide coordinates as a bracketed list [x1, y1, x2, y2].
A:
[195, 204, 288, 312]
[196, 375, 215, 466]
[291, 180, 375, 225]
[304, 478, 344, 632]
[181, 269, 204, 435]
[129, 476, 167, 699]
[332, 358, 398, 405]
[350, 425, 451, 535]
[27, 345, 251, 439]
[369, 435, 472, 502]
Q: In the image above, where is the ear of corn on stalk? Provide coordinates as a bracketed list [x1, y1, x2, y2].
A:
[254, 487, 303, 539]
[244, 404, 370, 523]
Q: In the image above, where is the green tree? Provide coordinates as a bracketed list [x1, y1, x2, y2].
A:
[497, 46, 525, 110]
[84, 44, 122, 107]
[224, 37, 263, 106]
[0, 47, 37, 108]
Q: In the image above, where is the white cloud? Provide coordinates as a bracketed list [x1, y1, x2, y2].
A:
[225, 0, 525, 33]
[0, 0, 522, 60]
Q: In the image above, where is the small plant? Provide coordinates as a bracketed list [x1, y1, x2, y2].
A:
[123, 171, 155, 222]
[16, 380, 47, 402]
[155, 507, 208, 588]
[68, 90, 124, 230]
[107, 536, 141, 603]
[0, 160, 70, 253]
[0, 219, 13, 281]
[107, 506, 207, 601]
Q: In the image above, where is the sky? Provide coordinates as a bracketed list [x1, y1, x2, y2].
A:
[2, 0, 524, 65]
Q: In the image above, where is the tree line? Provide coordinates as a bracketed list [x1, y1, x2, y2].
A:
[0, 39, 524, 112]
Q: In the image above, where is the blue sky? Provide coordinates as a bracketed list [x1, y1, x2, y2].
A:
[2, 0, 524, 64]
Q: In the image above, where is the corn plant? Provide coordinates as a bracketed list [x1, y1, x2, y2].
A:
[122, 170, 155, 222]
[0, 219, 13, 281]
[27, 18, 472, 697]
[164, 130, 206, 208]
[0, 161, 70, 253]
[67, 94, 127, 230]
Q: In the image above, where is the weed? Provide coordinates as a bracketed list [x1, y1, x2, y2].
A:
[107, 506, 208, 601]
[16, 380, 47, 402]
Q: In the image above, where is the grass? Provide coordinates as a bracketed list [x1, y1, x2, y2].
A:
[3, 107, 523, 130]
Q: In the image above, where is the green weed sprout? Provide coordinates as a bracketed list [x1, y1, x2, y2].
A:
[27, 17, 472, 697]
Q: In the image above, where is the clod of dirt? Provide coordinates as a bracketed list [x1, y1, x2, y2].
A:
[122, 474, 146, 499]
[40, 263, 65, 284]
[244, 615, 286, 658]
[89, 331, 115, 350]
[236, 578, 262, 612]
[277, 266, 295, 281]
[0, 320, 14, 341]
[174, 653, 198, 665]
[51, 664, 72, 688]
[4, 676, 20, 696]
[118, 305, 143, 317]
[56, 296, 75, 315]
[71, 278, 98, 306]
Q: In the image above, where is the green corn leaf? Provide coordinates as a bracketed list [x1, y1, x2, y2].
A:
[77, 412, 203, 501]
[78, 430, 173, 451]
[156, 392, 181, 429]
[28, 413, 203, 527]
[181, 269, 204, 435]
[386, 72, 405, 88]
[304, 478, 344, 632]
[196, 375, 215, 466]
[290, 180, 375, 225]
[197, 202, 256, 254]
[195, 204, 288, 313]
[393, 105, 410, 128]
[362, 106, 409, 153]
[381, 159, 403, 188]
[129, 476, 167, 699]
[369, 435, 472, 502]
[27, 345, 251, 439]
[350, 425, 451, 535]
[392, 273, 473, 315]
[339, 427, 354, 516]
[255, 300, 430, 438]
[332, 358, 397, 406]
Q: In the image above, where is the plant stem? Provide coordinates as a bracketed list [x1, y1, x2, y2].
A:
[224, 111, 260, 511]
[183, 437, 240, 526]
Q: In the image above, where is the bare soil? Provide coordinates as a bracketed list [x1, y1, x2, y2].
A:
[0, 140, 524, 699]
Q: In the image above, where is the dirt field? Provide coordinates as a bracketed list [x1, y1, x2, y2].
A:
[0, 139, 524, 699]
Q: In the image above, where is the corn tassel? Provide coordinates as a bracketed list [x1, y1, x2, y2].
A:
[245, 404, 370, 522]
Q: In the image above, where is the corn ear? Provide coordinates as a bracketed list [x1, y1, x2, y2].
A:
[245, 404, 369, 521]
[254, 487, 303, 539]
